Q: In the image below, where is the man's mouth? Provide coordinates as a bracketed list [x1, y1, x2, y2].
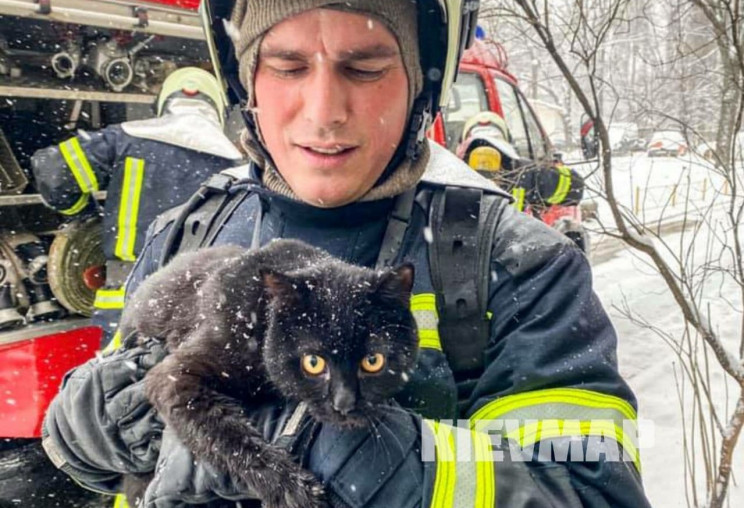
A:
[298, 143, 358, 156]
[306, 146, 352, 155]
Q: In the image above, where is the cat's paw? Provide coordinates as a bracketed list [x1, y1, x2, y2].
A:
[263, 467, 327, 508]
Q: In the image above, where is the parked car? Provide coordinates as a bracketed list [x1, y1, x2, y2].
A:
[647, 130, 688, 157]
[609, 122, 642, 154]
[695, 132, 744, 163]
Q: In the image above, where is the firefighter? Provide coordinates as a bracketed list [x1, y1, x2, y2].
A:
[42, 1, 651, 507]
[30, 67, 243, 342]
[457, 110, 585, 213]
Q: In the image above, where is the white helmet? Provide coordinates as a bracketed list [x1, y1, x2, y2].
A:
[156, 67, 228, 125]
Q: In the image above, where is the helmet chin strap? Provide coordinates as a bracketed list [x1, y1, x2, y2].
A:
[375, 91, 434, 185]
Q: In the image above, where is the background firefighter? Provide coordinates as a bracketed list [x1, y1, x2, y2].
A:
[29, 67, 243, 344]
[457, 110, 585, 213]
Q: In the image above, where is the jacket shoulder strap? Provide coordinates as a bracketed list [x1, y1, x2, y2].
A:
[428, 186, 502, 377]
[157, 168, 255, 268]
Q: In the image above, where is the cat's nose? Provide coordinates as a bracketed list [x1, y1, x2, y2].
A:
[332, 387, 357, 415]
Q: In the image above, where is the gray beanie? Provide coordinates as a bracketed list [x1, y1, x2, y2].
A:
[229, 0, 423, 111]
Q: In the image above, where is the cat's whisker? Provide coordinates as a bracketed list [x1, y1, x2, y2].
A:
[365, 414, 389, 467]
[371, 412, 421, 481]
[375, 323, 415, 333]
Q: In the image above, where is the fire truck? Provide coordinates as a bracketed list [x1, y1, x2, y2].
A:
[0, 1, 206, 505]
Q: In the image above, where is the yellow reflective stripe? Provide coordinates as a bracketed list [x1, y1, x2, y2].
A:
[470, 388, 641, 471]
[472, 428, 496, 508]
[115, 157, 145, 262]
[424, 420, 494, 508]
[424, 420, 456, 508]
[60, 138, 99, 193]
[511, 187, 525, 211]
[500, 419, 641, 472]
[547, 165, 572, 205]
[471, 388, 637, 423]
[419, 329, 443, 351]
[411, 293, 438, 316]
[411, 293, 442, 351]
[59, 192, 89, 215]
[113, 493, 129, 508]
[103, 329, 123, 354]
[94, 287, 126, 310]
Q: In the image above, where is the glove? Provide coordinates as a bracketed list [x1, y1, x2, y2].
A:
[142, 427, 258, 507]
[42, 335, 168, 492]
[142, 402, 426, 508]
[142, 400, 314, 507]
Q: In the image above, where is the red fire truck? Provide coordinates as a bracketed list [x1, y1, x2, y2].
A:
[0, 1, 206, 505]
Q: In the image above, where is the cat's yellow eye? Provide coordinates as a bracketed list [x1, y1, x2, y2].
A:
[301, 355, 327, 376]
[360, 353, 385, 373]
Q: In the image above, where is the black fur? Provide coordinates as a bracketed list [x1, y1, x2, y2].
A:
[119, 239, 418, 508]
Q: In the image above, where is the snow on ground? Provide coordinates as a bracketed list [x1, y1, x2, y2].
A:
[579, 152, 728, 231]
[595, 244, 744, 507]
[587, 152, 743, 507]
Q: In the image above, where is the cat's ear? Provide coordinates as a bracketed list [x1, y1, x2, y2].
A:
[260, 268, 299, 303]
[374, 263, 414, 306]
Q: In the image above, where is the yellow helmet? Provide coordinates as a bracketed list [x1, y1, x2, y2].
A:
[156, 67, 228, 123]
[467, 146, 502, 173]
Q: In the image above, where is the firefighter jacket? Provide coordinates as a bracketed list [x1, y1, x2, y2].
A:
[30, 99, 243, 330]
[456, 132, 584, 213]
[43, 141, 651, 507]
[30, 100, 242, 265]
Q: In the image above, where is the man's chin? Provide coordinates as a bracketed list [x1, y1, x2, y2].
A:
[296, 187, 366, 208]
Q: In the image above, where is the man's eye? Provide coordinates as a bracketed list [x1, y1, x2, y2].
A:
[272, 67, 306, 77]
[346, 67, 386, 80]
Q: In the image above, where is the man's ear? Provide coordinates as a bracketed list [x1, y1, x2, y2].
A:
[374, 263, 415, 306]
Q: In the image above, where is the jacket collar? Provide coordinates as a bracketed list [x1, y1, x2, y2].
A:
[121, 99, 243, 161]
[420, 140, 512, 199]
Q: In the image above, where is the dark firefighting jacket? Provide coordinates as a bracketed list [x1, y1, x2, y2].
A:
[508, 163, 584, 213]
[42, 142, 650, 507]
[30, 100, 243, 331]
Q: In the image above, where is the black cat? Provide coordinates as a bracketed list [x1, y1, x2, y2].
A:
[118, 239, 418, 508]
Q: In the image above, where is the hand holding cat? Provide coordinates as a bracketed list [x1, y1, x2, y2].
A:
[42, 334, 168, 480]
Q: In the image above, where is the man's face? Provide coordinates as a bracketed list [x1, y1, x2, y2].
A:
[254, 9, 409, 207]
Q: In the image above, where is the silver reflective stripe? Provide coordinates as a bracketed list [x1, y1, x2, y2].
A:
[411, 293, 442, 351]
[424, 420, 496, 508]
[470, 387, 641, 471]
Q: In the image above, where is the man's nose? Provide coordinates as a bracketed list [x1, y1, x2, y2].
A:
[332, 385, 357, 415]
[302, 61, 349, 130]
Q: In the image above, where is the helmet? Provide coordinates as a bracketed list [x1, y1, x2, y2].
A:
[457, 111, 520, 171]
[200, 0, 480, 160]
[467, 145, 502, 174]
[156, 67, 228, 123]
[462, 111, 510, 142]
